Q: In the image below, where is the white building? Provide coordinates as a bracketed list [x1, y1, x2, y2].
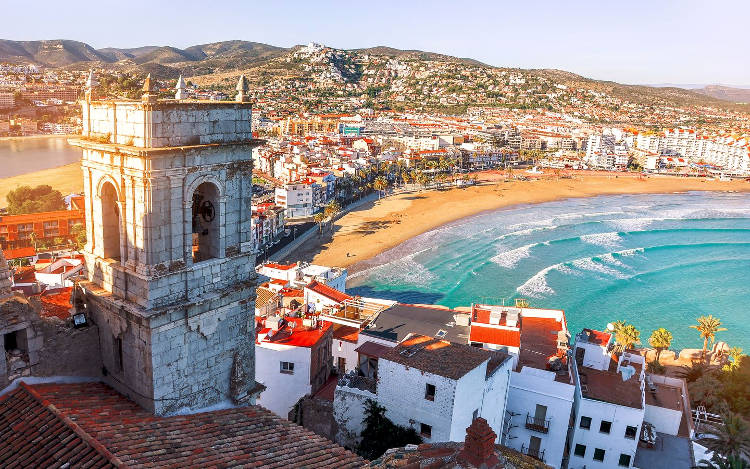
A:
[567, 329, 695, 469]
[469, 304, 575, 468]
[334, 333, 512, 448]
[275, 180, 322, 218]
[254, 315, 333, 418]
[33, 256, 84, 288]
[256, 261, 347, 293]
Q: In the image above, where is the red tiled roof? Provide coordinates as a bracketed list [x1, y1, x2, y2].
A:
[469, 325, 521, 347]
[355, 341, 392, 358]
[40, 287, 73, 320]
[306, 280, 351, 303]
[0, 382, 121, 468]
[332, 324, 360, 342]
[2, 247, 36, 260]
[0, 381, 365, 468]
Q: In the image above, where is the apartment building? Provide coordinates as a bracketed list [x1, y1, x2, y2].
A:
[567, 329, 695, 469]
[469, 304, 575, 468]
[0, 92, 15, 109]
[274, 180, 322, 218]
[0, 209, 85, 250]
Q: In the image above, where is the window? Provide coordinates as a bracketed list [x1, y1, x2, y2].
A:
[280, 361, 295, 374]
[594, 448, 606, 461]
[600, 420, 612, 434]
[425, 383, 436, 401]
[619, 453, 632, 467]
[580, 416, 592, 430]
[625, 425, 638, 439]
[573, 444, 586, 457]
[4, 331, 19, 351]
[420, 423, 432, 439]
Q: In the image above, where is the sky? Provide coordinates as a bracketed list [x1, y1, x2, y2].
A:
[3, 0, 748, 86]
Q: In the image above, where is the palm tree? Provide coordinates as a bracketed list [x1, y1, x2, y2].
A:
[613, 322, 641, 352]
[373, 176, 388, 199]
[698, 454, 750, 469]
[675, 361, 715, 383]
[696, 413, 750, 462]
[648, 328, 673, 361]
[723, 347, 745, 372]
[691, 315, 728, 361]
[324, 200, 341, 230]
[313, 212, 325, 234]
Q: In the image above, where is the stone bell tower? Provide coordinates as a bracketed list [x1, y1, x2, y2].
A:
[70, 74, 261, 414]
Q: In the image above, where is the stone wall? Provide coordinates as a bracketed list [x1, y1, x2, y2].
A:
[83, 101, 253, 148]
[292, 395, 338, 443]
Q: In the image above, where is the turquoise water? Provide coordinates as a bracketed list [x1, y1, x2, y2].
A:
[348, 192, 750, 352]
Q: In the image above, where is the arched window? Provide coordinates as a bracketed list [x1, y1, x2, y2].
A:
[100, 181, 121, 260]
[191, 182, 220, 263]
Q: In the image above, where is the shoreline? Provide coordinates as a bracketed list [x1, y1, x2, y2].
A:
[0, 134, 76, 143]
[291, 171, 750, 273]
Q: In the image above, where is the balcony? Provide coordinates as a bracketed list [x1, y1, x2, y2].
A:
[525, 414, 550, 434]
[521, 444, 545, 462]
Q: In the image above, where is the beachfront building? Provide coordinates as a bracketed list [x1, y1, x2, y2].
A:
[254, 315, 333, 418]
[567, 329, 695, 469]
[0, 208, 85, 250]
[469, 304, 575, 468]
[256, 260, 347, 293]
[275, 180, 323, 218]
[334, 333, 512, 448]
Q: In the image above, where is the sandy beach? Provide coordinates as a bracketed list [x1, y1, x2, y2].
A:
[292, 171, 750, 270]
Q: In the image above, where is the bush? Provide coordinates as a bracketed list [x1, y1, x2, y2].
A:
[647, 360, 666, 375]
[356, 399, 422, 460]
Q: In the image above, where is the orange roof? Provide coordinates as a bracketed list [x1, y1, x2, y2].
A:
[306, 280, 351, 303]
[256, 317, 331, 348]
[40, 287, 72, 320]
[264, 262, 296, 271]
[0, 209, 83, 224]
[2, 247, 36, 260]
[469, 325, 521, 347]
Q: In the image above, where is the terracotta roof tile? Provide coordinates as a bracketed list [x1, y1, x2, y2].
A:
[0, 381, 366, 468]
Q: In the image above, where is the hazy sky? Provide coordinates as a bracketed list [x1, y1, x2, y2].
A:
[3, 0, 748, 86]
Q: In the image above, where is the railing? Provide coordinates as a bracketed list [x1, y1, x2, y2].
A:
[520, 444, 545, 462]
[525, 414, 550, 434]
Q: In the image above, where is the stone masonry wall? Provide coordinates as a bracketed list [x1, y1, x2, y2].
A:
[83, 101, 253, 148]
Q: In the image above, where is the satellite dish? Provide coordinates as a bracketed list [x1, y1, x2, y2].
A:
[606, 323, 615, 331]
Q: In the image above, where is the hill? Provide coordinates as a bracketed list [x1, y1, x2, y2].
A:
[0, 39, 112, 67]
[695, 85, 750, 103]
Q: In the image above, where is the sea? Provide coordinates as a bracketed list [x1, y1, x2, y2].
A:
[348, 191, 750, 352]
[0, 137, 81, 179]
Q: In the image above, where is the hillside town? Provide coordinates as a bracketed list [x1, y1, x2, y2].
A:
[0, 71, 747, 469]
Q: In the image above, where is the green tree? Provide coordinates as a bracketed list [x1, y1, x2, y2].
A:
[696, 413, 750, 462]
[698, 454, 750, 469]
[313, 212, 325, 235]
[69, 223, 86, 251]
[723, 347, 745, 373]
[649, 328, 673, 360]
[691, 315, 728, 361]
[373, 176, 388, 199]
[6, 185, 66, 215]
[356, 399, 422, 460]
[613, 322, 641, 351]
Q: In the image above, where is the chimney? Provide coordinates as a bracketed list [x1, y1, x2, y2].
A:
[458, 418, 500, 468]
